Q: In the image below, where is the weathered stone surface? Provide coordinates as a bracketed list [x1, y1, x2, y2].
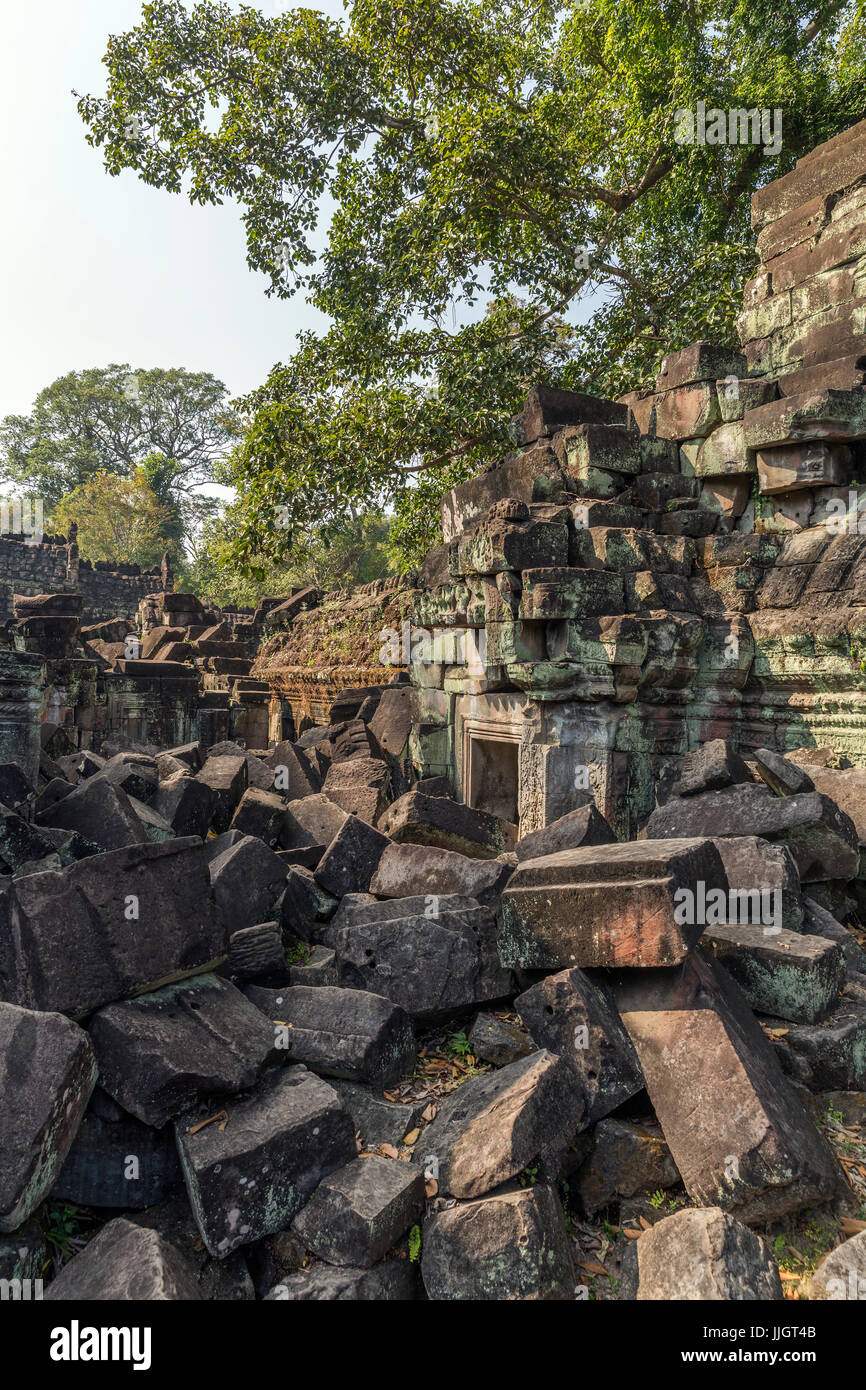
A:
[0, 1002, 97, 1231]
[516, 968, 643, 1123]
[767, 991, 866, 1091]
[468, 1012, 536, 1066]
[208, 835, 286, 936]
[196, 754, 248, 833]
[807, 767, 866, 842]
[44, 1217, 202, 1301]
[229, 787, 289, 847]
[131, 1194, 254, 1300]
[671, 739, 750, 797]
[415, 1050, 583, 1199]
[0, 763, 35, 810]
[264, 740, 322, 798]
[38, 777, 147, 850]
[613, 951, 841, 1221]
[421, 1185, 574, 1301]
[266, 1257, 420, 1300]
[54, 1087, 182, 1208]
[657, 342, 747, 392]
[753, 747, 815, 796]
[631, 1208, 783, 1301]
[314, 814, 391, 898]
[379, 790, 517, 860]
[175, 1065, 357, 1257]
[329, 1081, 426, 1150]
[246, 984, 415, 1088]
[328, 897, 511, 1021]
[225, 921, 285, 981]
[499, 839, 728, 969]
[323, 756, 391, 823]
[367, 685, 413, 757]
[514, 802, 615, 861]
[807, 1230, 866, 1299]
[710, 836, 804, 933]
[89, 974, 274, 1127]
[646, 785, 860, 882]
[282, 793, 349, 850]
[576, 1118, 679, 1216]
[279, 864, 320, 942]
[292, 1155, 425, 1267]
[289, 944, 338, 986]
[152, 771, 217, 839]
[3, 839, 227, 1017]
[370, 842, 512, 906]
[95, 753, 159, 804]
[703, 924, 844, 1024]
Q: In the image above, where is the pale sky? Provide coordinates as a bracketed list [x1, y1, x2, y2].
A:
[0, 0, 344, 422]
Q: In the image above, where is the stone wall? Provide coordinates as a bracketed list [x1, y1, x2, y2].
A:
[0, 532, 163, 623]
[410, 118, 866, 837]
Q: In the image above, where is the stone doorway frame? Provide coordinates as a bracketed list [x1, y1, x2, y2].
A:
[461, 717, 523, 824]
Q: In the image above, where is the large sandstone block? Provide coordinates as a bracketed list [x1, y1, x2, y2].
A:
[646, 784, 860, 882]
[415, 1050, 584, 1199]
[378, 790, 516, 860]
[196, 754, 248, 833]
[283, 793, 349, 849]
[498, 839, 728, 969]
[612, 951, 841, 1222]
[3, 839, 228, 1017]
[0, 1002, 97, 1231]
[314, 814, 390, 897]
[370, 842, 511, 906]
[175, 1065, 357, 1257]
[629, 1208, 782, 1301]
[322, 756, 391, 823]
[703, 924, 844, 1023]
[44, 1217, 202, 1301]
[37, 777, 148, 851]
[656, 342, 747, 392]
[89, 974, 275, 1128]
[208, 835, 287, 935]
[246, 984, 416, 1088]
[515, 968, 643, 1124]
[292, 1156, 424, 1268]
[328, 899, 512, 1021]
[421, 1186, 574, 1301]
[515, 803, 614, 861]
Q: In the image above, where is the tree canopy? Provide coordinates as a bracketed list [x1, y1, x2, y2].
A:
[78, 0, 866, 568]
[53, 468, 176, 568]
[0, 365, 240, 548]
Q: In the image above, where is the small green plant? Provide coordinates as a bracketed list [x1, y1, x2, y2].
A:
[648, 1189, 666, 1209]
[408, 1225, 422, 1263]
[284, 939, 312, 967]
[43, 1201, 92, 1263]
[517, 1164, 539, 1188]
[446, 1030, 472, 1058]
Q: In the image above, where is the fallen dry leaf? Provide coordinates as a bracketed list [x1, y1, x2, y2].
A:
[403, 1128, 420, 1145]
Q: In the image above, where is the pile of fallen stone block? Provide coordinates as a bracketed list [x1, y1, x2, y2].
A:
[3, 679, 866, 1302]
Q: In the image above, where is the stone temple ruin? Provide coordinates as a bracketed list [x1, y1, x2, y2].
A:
[3, 122, 866, 1302]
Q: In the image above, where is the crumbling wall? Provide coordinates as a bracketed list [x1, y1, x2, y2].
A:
[0, 532, 164, 623]
[411, 118, 866, 837]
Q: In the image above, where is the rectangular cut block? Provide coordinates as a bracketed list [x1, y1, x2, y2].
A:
[518, 568, 624, 620]
[497, 838, 728, 970]
[555, 423, 640, 476]
[653, 383, 721, 441]
[3, 839, 228, 1018]
[756, 442, 850, 494]
[742, 389, 866, 450]
[613, 951, 842, 1222]
[702, 925, 844, 1024]
[656, 342, 747, 392]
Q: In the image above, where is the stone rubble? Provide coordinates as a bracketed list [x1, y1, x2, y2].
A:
[3, 120, 866, 1302]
